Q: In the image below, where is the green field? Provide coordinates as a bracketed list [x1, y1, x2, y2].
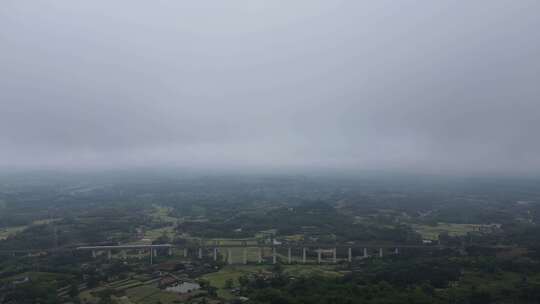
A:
[1, 271, 74, 284]
[143, 226, 176, 241]
[201, 264, 343, 299]
[79, 290, 99, 303]
[458, 271, 521, 290]
[202, 238, 259, 246]
[133, 205, 179, 242]
[283, 234, 304, 242]
[150, 205, 178, 224]
[282, 265, 343, 278]
[201, 265, 266, 299]
[219, 247, 270, 263]
[125, 285, 181, 304]
[443, 270, 539, 301]
[0, 225, 27, 240]
[413, 223, 484, 240]
[0, 218, 61, 240]
[80, 278, 181, 304]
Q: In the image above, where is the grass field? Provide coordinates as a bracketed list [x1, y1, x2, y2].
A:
[283, 234, 304, 242]
[283, 265, 343, 278]
[0, 271, 74, 284]
[125, 285, 180, 304]
[0, 225, 27, 240]
[445, 270, 533, 301]
[458, 271, 521, 290]
[201, 265, 267, 299]
[133, 205, 179, 242]
[80, 278, 181, 304]
[202, 238, 259, 246]
[219, 247, 270, 263]
[143, 226, 176, 241]
[0, 218, 61, 240]
[113, 296, 135, 304]
[201, 264, 343, 299]
[413, 223, 484, 240]
[106, 278, 133, 288]
[150, 205, 178, 224]
[79, 290, 99, 303]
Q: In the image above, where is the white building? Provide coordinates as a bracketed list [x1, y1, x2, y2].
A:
[165, 281, 201, 294]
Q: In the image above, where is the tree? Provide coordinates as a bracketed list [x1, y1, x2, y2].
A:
[69, 283, 79, 298]
[153, 231, 171, 245]
[238, 275, 250, 288]
[469, 290, 492, 304]
[224, 278, 234, 289]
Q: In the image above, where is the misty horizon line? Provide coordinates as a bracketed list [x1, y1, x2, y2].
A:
[1, 164, 540, 180]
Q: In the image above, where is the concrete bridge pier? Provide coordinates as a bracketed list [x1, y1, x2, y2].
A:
[92, 250, 96, 258]
[302, 248, 306, 264]
[258, 248, 263, 263]
[227, 249, 233, 264]
[317, 249, 321, 264]
[379, 248, 383, 258]
[272, 247, 277, 264]
[183, 248, 188, 258]
[394, 247, 399, 255]
[213, 248, 218, 261]
[363, 248, 368, 258]
[348, 248, 352, 262]
[288, 248, 292, 264]
[153, 249, 158, 257]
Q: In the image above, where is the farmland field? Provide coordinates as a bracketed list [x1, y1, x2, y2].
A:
[201, 265, 267, 299]
[0, 218, 61, 240]
[201, 264, 343, 299]
[412, 223, 485, 240]
[125, 285, 180, 304]
[0, 225, 27, 240]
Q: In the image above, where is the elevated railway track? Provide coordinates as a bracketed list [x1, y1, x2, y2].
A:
[0, 243, 513, 264]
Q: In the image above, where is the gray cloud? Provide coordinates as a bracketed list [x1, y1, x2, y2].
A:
[1, 1, 539, 174]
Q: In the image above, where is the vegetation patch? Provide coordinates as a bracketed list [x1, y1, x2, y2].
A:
[413, 223, 487, 240]
[125, 285, 180, 304]
[0, 225, 27, 240]
[1, 271, 73, 284]
[201, 265, 268, 299]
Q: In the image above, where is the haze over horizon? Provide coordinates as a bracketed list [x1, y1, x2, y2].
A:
[2, 1, 540, 175]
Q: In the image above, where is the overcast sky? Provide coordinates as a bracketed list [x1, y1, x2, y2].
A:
[1, 1, 539, 174]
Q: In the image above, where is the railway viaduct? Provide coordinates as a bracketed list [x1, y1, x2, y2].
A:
[71, 243, 450, 265]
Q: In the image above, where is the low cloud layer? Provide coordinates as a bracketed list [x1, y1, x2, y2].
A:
[1, 1, 540, 174]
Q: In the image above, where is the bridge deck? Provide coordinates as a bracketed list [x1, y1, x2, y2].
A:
[0, 243, 458, 254]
